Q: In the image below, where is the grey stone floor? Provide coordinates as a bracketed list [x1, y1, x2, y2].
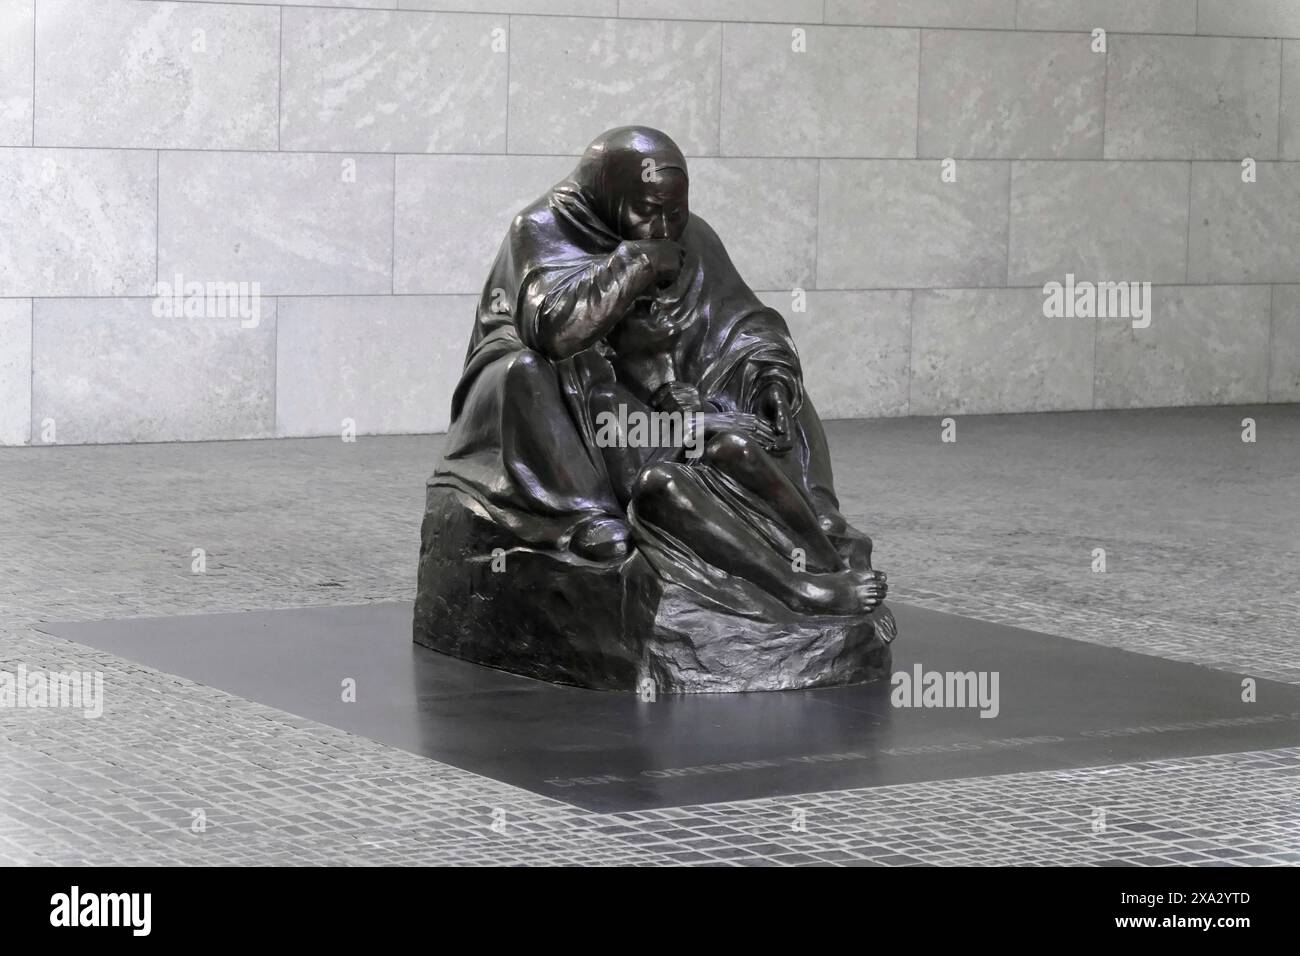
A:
[1, 406, 1297, 866]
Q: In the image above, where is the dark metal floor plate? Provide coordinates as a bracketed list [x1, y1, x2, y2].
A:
[38, 603, 1300, 812]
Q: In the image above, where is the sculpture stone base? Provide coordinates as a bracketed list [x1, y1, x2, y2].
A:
[414, 486, 894, 693]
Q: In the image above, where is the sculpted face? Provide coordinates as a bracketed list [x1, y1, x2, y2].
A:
[618, 168, 688, 242]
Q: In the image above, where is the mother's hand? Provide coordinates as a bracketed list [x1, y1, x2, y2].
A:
[619, 239, 685, 287]
[698, 410, 781, 452]
[754, 382, 794, 455]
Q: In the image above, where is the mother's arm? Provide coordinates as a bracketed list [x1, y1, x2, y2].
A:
[752, 381, 795, 454]
[731, 310, 804, 455]
[520, 240, 683, 360]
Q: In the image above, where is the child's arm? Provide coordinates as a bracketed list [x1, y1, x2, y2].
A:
[650, 356, 702, 413]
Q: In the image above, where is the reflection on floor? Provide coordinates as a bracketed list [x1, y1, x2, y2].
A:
[38, 602, 1300, 813]
[1, 406, 1297, 865]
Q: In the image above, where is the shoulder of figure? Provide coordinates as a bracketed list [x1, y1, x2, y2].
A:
[685, 212, 719, 243]
[511, 195, 555, 233]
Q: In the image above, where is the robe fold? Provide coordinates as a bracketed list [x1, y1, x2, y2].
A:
[431, 149, 850, 566]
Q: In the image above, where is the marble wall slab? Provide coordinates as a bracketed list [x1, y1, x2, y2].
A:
[624, 0, 822, 22]
[1282, 42, 1300, 160]
[721, 24, 917, 158]
[507, 16, 721, 156]
[401, 0, 615, 12]
[281, 0, 390, 7]
[35, 0, 278, 150]
[1188, 162, 1300, 283]
[818, 160, 1009, 289]
[159, 151, 394, 296]
[1198, 1, 1300, 40]
[919, 30, 1104, 159]
[0, 148, 157, 297]
[689, 158, 818, 291]
[909, 287, 1095, 415]
[276, 295, 471, 437]
[31, 297, 276, 444]
[1270, 284, 1300, 401]
[1104, 35, 1281, 160]
[1008, 161, 1190, 286]
[4, 1, 1296, 444]
[758, 289, 911, 419]
[0, 0, 33, 147]
[1094, 285, 1271, 408]
[395, 154, 575, 295]
[1016, 0, 1197, 34]
[280, 8, 507, 154]
[825, 0, 1015, 29]
[0, 298, 31, 445]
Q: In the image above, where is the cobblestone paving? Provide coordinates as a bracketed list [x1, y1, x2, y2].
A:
[1, 406, 1297, 865]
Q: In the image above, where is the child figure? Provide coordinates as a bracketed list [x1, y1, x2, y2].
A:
[592, 293, 884, 610]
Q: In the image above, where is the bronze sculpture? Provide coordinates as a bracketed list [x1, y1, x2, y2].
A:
[414, 127, 895, 692]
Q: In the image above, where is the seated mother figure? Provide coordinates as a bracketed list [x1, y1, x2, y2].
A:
[432, 126, 886, 618]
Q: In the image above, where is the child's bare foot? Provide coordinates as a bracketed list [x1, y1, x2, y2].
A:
[787, 568, 887, 616]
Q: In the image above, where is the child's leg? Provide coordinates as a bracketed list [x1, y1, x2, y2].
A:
[587, 380, 673, 508]
[701, 431, 846, 573]
[631, 462, 886, 616]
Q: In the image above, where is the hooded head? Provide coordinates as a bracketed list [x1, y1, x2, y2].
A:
[570, 126, 690, 242]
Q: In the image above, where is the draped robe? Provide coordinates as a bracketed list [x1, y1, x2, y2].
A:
[431, 167, 856, 581]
